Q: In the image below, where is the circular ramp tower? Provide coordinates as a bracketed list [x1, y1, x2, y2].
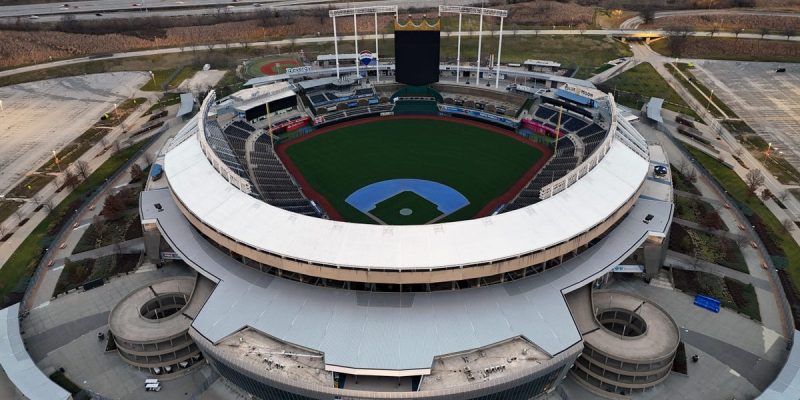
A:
[109, 276, 214, 377]
[568, 289, 680, 398]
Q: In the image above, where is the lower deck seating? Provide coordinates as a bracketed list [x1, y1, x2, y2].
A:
[505, 137, 580, 210]
[249, 135, 319, 216]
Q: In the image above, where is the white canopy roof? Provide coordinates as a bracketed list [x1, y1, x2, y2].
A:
[165, 128, 649, 270]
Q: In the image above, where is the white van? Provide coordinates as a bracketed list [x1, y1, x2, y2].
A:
[144, 378, 159, 385]
[145, 383, 161, 392]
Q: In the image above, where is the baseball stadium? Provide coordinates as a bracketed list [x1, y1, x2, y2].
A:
[126, 5, 676, 400]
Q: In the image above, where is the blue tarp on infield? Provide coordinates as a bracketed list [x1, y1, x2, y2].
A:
[346, 179, 470, 214]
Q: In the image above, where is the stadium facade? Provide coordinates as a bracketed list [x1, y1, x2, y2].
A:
[125, 9, 676, 400]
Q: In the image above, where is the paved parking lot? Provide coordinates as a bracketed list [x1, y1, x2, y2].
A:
[690, 60, 800, 169]
[0, 72, 147, 195]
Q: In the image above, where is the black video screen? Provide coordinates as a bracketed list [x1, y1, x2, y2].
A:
[244, 96, 297, 121]
[395, 30, 440, 86]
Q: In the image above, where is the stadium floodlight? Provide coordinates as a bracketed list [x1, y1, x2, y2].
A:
[439, 6, 507, 88]
[328, 6, 398, 81]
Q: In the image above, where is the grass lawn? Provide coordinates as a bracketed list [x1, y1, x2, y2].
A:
[439, 35, 631, 80]
[686, 146, 800, 290]
[55, 253, 141, 294]
[5, 173, 55, 199]
[139, 65, 198, 92]
[651, 37, 800, 64]
[672, 268, 761, 321]
[369, 191, 443, 225]
[671, 166, 701, 195]
[284, 119, 543, 224]
[0, 140, 149, 307]
[664, 63, 738, 120]
[739, 134, 800, 185]
[669, 224, 747, 273]
[602, 63, 699, 120]
[0, 201, 22, 226]
[319, 35, 631, 80]
[674, 195, 726, 231]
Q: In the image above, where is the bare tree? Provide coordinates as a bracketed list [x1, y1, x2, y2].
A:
[578, 23, 589, 35]
[677, 159, 689, 175]
[778, 191, 790, 203]
[686, 167, 698, 183]
[734, 28, 744, 39]
[112, 140, 122, 153]
[130, 164, 144, 182]
[784, 28, 797, 40]
[734, 147, 743, 158]
[640, 5, 656, 24]
[91, 215, 108, 238]
[761, 188, 773, 201]
[31, 195, 43, 210]
[42, 198, 55, 212]
[709, 26, 719, 37]
[74, 160, 90, 180]
[13, 207, 24, 224]
[783, 218, 796, 233]
[745, 169, 765, 194]
[63, 169, 80, 189]
[760, 26, 770, 39]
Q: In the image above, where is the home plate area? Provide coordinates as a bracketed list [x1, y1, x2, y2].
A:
[345, 179, 470, 225]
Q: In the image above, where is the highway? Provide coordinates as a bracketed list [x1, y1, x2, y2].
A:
[0, 0, 475, 20]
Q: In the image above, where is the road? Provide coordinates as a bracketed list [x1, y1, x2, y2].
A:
[620, 8, 800, 29]
[0, 0, 477, 20]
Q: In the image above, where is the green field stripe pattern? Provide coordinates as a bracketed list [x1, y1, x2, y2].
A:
[284, 118, 544, 224]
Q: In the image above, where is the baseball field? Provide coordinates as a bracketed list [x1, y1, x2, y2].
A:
[279, 116, 550, 225]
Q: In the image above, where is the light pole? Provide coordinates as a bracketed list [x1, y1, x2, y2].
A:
[706, 88, 714, 113]
[52, 150, 61, 172]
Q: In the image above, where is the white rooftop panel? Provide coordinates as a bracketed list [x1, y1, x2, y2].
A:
[165, 134, 648, 270]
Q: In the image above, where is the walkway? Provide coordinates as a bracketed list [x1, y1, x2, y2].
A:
[666, 250, 771, 292]
[632, 119, 786, 337]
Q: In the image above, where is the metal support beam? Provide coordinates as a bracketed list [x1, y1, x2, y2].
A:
[495, 17, 504, 88]
[438, 5, 508, 18]
[332, 16, 339, 79]
[476, 13, 483, 87]
[456, 13, 462, 84]
[354, 14, 359, 77]
[374, 12, 380, 82]
[330, 6, 397, 17]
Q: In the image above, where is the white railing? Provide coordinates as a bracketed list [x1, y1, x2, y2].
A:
[196, 90, 253, 195]
[538, 93, 649, 200]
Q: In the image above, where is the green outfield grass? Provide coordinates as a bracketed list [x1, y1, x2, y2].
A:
[369, 191, 443, 225]
[284, 118, 544, 224]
